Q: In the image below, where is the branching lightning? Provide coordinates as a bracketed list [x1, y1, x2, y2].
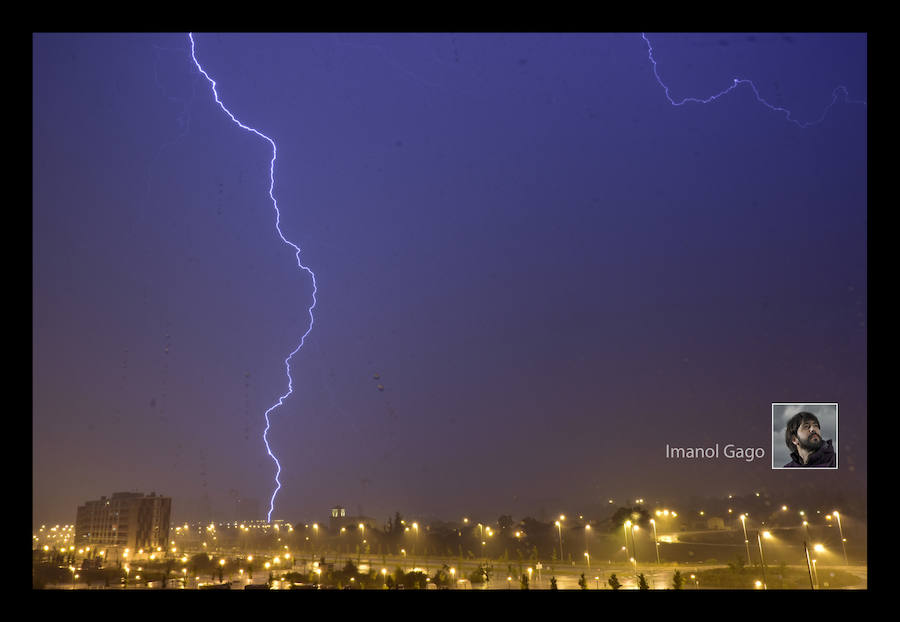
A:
[188, 33, 317, 523]
[181, 32, 860, 522]
[642, 33, 867, 128]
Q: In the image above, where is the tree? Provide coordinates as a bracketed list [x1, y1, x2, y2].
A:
[578, 573, 588, 590]
[431, 564, 452, 589]
[468, 565, 491, 584]
[608, 573, 622, 590]
[672, 569, 684, 590]
[638, 573, 649, 590]
[520, 573, 529, 590]
[498, 515, 514, 531]
[550, 576, 558, 590]
[727, 555, 746, 574]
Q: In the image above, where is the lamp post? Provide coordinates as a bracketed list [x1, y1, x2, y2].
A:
[477, 523, 485, 561]
[833, 512, 848, 565]
[555, 521, 563, 562]
[811, 543, 826, 588]
[756, 531, 770, 590]
[584, 551, 590, 570]
[739, 514, 751, 567]
[623, 521, 631, 559]
[585, 525, 592, 563]
[312, 523, 318, 557]
[802, 541, 815, 589]
[630, 524, 639, 569]
[650, 519, 661, 564]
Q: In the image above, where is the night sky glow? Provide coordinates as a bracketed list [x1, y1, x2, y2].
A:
[33, 33, 866, 526]
[188, 32, 319, 522]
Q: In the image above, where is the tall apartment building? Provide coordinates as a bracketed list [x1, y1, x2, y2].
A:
[75, 492, 171, 552]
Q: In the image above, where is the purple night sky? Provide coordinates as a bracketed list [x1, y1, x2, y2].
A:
[33, 33, 866, 526]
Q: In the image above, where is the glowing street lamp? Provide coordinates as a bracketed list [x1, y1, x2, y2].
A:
[630, 523, 639, 565]
[584, 551, 591, 570]
[739, 514, 752, 566]
[802, 541, 816, 589]
[649, 519, 661, 564]
[623, 520, 631, 558]
[585, 525, 592, 562]
[757, 531, 772, 590]
[555, 520, 563, 561]
[833, 511, 848, 565]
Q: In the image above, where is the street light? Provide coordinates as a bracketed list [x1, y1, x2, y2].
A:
[584, 551, 590, 570]
[623, 521, 631, 559]
[650, 519, 661, 564]
[802, 541, 816, 589]
[630, 523, 639, 567]
[757, 531, 771, 590]
[585, 525, 592, 562]
[477, 523, 485, 560]
[739, 514, 751, 566]
[555, 520, 563, 562]
[833, 511, 849, 565]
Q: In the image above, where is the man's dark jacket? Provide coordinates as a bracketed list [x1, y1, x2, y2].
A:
[783, 439, 836, 467]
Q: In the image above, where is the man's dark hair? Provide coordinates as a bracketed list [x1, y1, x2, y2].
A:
[785, 412, 821, 453]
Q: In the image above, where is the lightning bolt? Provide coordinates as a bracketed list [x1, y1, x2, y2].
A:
[188, 33, 317, 523]
[642, 33, 866, 128]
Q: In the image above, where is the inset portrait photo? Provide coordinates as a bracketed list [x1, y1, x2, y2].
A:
[772, 403, 838, 469]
